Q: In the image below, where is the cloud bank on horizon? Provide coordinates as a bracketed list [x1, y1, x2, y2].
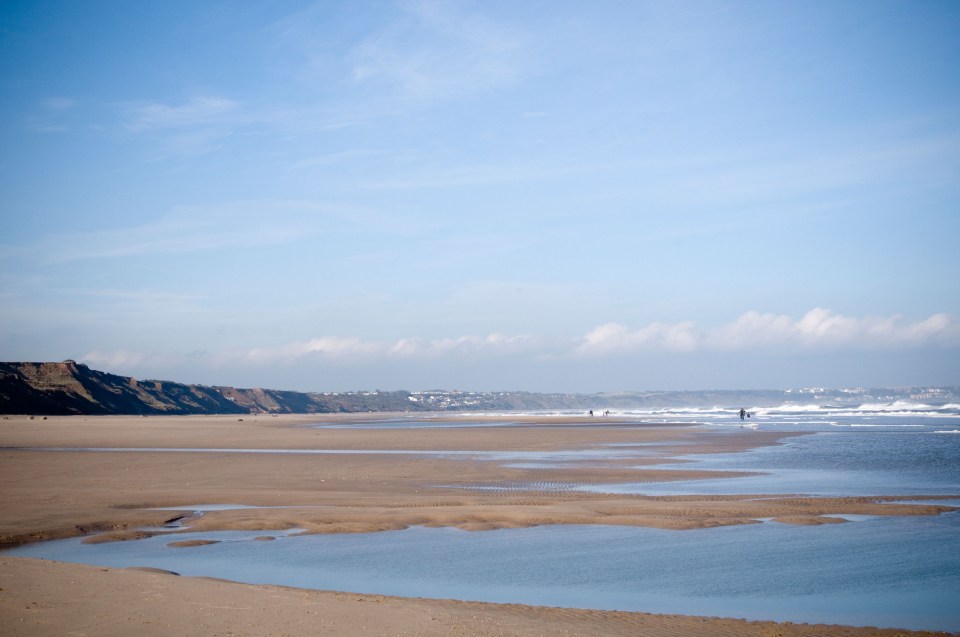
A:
[84, 308, 960, 367]
[1, 1, 958, 392]
[79, 308, 959, 392]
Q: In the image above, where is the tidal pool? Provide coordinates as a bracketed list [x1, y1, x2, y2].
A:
[6, 515, 959, 632]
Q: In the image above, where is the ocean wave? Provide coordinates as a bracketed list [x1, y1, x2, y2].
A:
[853, 401, 937, 411]
[753, 401, 957, 415]
[751, 403, 826, 414]
[846, 423, 927, 428]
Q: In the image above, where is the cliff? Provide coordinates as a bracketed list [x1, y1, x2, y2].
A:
[0, 361, 251, 415]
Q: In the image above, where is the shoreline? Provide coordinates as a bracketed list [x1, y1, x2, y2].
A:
[1, 414, 957, 635]
[0, 556, 949, 637]
[4, 556, 951, 637]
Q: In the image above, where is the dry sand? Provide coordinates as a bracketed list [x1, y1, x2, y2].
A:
[0, 414, 954, 636]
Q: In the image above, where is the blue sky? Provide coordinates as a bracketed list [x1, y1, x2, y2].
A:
[1, 0, 958, 392]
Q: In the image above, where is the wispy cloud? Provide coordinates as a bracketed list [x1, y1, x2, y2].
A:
[258, 1, 536, 135]
[2, 200, 347, 264]
[348, 0, 531, 103]
[117, 96, 247, 155]
[357, 158, 579, 190]
[24, 96, 80, 133]
[292, 148, 395, 169]
[41, 96, 77, 112]
[122, 96, 241, 132]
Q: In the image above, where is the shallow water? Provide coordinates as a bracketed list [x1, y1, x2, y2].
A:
[582, 428, 960, 497]
[6, 516, 959, 631]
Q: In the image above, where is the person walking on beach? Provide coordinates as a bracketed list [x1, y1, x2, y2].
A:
[740, 408, 746, 421]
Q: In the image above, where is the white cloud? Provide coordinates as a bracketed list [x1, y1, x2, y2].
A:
[243, 336, 383, 363]
[577, 309, 960, 356]
[388, 332, 537, 358]
[707, 308, 960, 350]
[578, 321, 700, 355]
[243, 332, 539, 363]
[81, 349, 147, 370]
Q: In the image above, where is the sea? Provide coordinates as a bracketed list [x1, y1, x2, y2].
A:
[5, 402, 960, 632]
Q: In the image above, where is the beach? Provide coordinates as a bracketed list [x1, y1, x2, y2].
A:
[1, 414, 955, 636]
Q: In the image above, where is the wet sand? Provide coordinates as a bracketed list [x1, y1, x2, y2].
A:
[0, 414, 954, 636]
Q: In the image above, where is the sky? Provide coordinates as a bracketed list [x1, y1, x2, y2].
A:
[1, 0, 959, 393]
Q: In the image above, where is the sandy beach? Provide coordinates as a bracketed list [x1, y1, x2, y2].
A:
[0, 414, 954, 636]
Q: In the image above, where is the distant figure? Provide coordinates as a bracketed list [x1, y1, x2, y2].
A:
[589, 410, 594, 417]
[739, 408, 746, 421]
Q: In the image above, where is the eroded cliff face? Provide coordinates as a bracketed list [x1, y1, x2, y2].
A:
[0, 361, 250, 415]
